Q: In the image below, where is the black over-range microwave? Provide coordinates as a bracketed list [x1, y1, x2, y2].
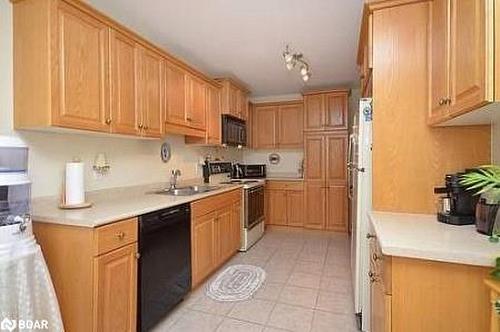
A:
[222, 114, 247, 147]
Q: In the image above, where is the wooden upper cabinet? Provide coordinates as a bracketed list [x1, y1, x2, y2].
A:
[207, 85, 221, 144]
[278, 103, 304, 148]
[304, 94, 324, 131]
[94, 243, 137, 332]
[186, 75, 207, 130]
[324, 92, 348, 130]
[326, 134, 348, 183]
[253, 106, 278, 149]
[429, 0, 450, 121]
[252, 101, 303, 149]
[110, 30, 139, 136]
[165, 62, 188, 126]
[304, 134, 325, 181]
[216, 78, 250, 120]
[137, 46, 163, 138]
[428, 0, 494, 125]
[303, 90, 349, 131]
[53, 1, 110, 132]
[448, 0, 487, 115]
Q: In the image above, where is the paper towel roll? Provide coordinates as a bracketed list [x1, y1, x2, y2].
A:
[65, 162, 85, 205]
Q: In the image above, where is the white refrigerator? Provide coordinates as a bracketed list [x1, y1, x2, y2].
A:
[349, 98, 372, 331]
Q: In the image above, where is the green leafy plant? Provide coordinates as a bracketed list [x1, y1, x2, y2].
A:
[460, 165, 500, 278]
[459, 165, 500, 203]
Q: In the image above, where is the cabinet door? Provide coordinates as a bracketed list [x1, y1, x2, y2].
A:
[187, 75, 207, 130]
[94, 243, 137, 332]
[429, 0, 451, 121]
[326, 185, 347, 232]
[229, 84, 239, 117]
[287, 190, 304, 227]
[324, 92, 348, 130]
[326, 134, 348, 184]
[206, 86, 221, 144]
[165, 62, 187, 126]
[304, 94, 324, 131]
[216, 207, 234, 264]
[449, 0, 487, 115]
[110, 30, 139, 136]
[278, 104, 304, 148]
[192, 212, 216, 286]
[253, 106, 278, 149]
[138, 47, 163, 137]
[267, 190, 287, 225]
[304, 134, 325, 181]
[304, 182, 326, 229]
[371, 279, 392, 332]
[53, 2, 109, 132]
[239, 91, 248, 120]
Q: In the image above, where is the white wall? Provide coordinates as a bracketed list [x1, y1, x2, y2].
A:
[0, 1, 240, 198]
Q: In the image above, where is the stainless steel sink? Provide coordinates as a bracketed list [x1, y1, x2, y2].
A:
[151, 185, 221, 196]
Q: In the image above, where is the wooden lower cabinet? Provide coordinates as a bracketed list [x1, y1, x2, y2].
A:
[191, 189, 242, 287]
[33, 218, 139, 332]
[192, 212, 217, 287]
[94, 243, 138, 332]
[485, 279, 500, 332]
[369, 237, 490, 332]
[265, 181, 304, 227]
[326, 184, 347, 232]
[304, 182, 327, 229]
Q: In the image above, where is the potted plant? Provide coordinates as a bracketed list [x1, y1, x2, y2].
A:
[460, 165, 500, 238]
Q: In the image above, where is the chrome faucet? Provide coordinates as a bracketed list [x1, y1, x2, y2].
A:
[169, 169, 181, 190]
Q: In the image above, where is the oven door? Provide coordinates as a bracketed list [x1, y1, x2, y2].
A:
[245, 186, 265, 229]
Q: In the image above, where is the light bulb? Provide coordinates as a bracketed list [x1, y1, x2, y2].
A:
[300, 65, 308, 76]
[286, 61, 295, 71]
[302, 72, 310, 82]
[284, 53, 293, 64]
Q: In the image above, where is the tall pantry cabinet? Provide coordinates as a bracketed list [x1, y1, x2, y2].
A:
[303, 89, 349, 232]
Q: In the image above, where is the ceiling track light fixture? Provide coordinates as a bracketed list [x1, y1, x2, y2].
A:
[283, 45, 312, 82]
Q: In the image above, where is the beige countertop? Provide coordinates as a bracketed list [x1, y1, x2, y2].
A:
[32, 181, 243, 228]
[369, 211, 500, 267]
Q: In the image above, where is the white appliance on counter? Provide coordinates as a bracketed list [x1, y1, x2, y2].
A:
[349, 98, 373, 331]
[0, 136, 63, 331]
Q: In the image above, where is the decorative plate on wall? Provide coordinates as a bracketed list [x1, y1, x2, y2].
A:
[160, 142, 171, 163]
[268, 153, 281, 165]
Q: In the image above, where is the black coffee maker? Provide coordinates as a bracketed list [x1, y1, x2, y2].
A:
[434, 171, 479, 225]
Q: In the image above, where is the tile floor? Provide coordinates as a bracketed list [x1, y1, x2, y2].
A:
[152, 226, 358, 332]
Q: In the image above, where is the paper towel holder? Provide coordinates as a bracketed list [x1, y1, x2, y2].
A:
[92, 153, 110, 175]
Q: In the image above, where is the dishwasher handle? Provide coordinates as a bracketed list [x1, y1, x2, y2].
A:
[140, 204, 190, 234]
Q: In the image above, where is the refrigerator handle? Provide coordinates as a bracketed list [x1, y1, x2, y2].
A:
[347, 134, 354, 200]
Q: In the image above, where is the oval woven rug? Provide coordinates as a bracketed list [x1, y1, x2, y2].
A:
[206, 264, 266, 302]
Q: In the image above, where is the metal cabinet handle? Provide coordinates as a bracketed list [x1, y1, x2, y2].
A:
[105, 118, 112, 125]
[144, 125, 149, 130]
[439, 98, 447, 106]
[116, 231, 125, 240]
[135, 252, 141, 260]
[366, 233, 376, 239]
[368, 271, 379, 283]
[138, 124, 144, 129]
[446, 98, 452, 105]
[372, 253, 382, 261]
[186, 117, 193, 122]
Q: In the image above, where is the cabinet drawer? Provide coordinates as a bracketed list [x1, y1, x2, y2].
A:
[94, 218, 138, 256]
[191, 188, 242, 219]
[266, 181, 303, 191]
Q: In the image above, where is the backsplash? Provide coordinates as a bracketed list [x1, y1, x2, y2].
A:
[243, 150, 304, 176]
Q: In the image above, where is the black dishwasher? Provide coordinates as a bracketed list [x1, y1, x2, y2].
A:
[138, 204, 191, 332]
